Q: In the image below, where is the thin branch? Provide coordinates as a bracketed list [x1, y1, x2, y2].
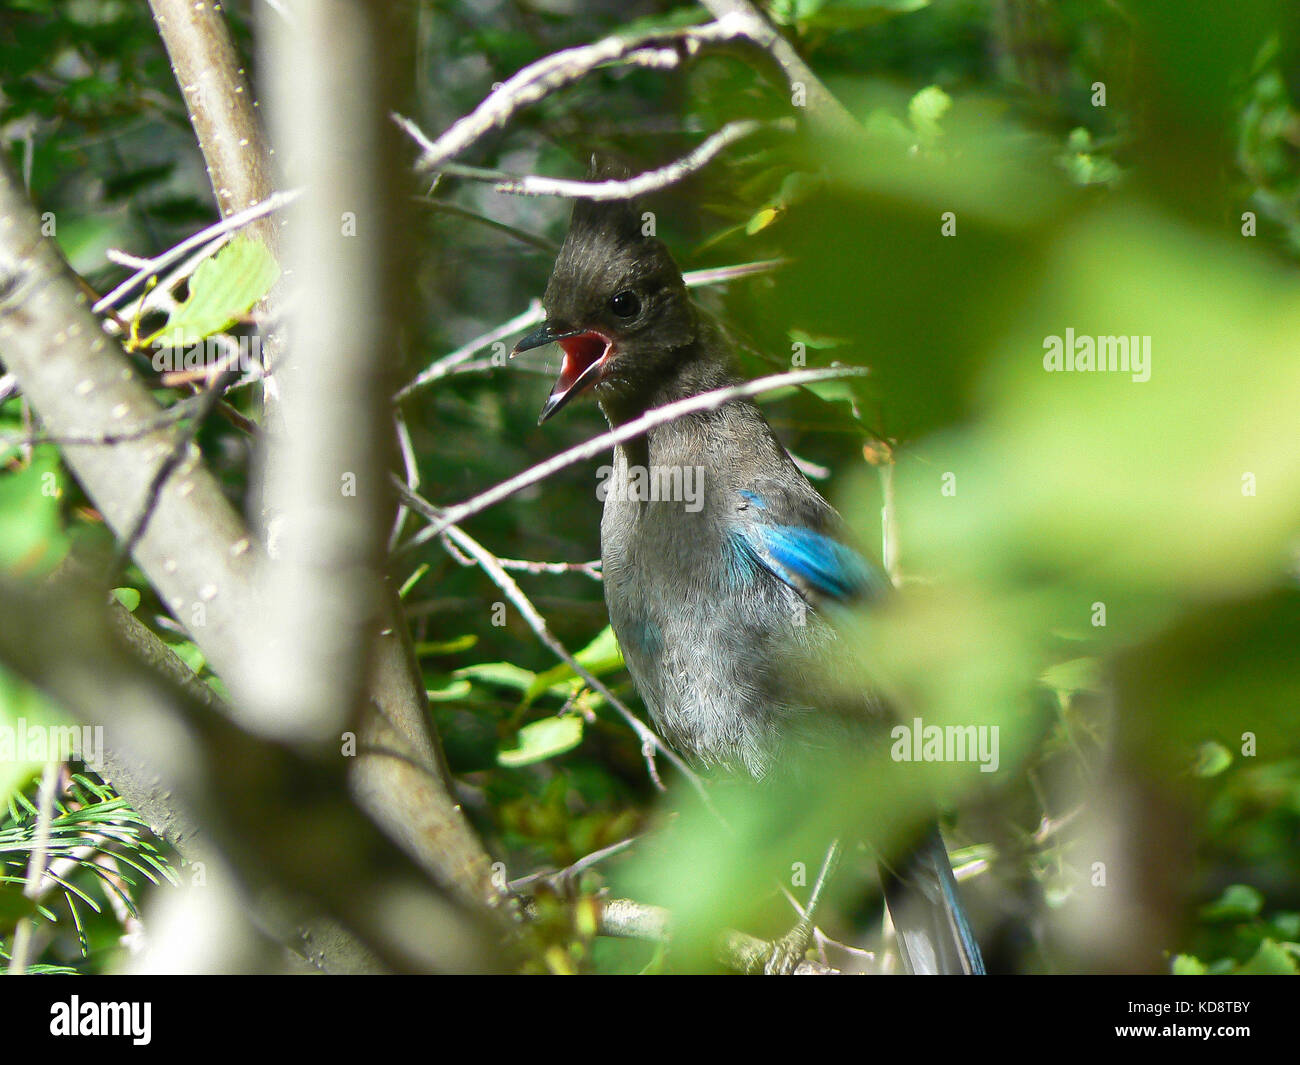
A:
[110, 373, 228, 577]
[416, 198, 560, 253]
[397, 16, 766, 173]
[495, 556, 602, 581]
[681, 257, 787, 287]
[396, 300, 543, 399]
[438, 535, 602, 580]
[147, 0, 279, 233]
[8, 762, 60, 975]
[389, 410, 420, 552]
[694, 0, 860, 138]
[399, 365, 868, 550]
[92, 190, 300, 314]
[397, 483, 714, 809]
[596, 897, 838, 974]
[433, 119, 782, 199]
[396, 260, 783, 401]
[0, 399, 198, 452]
[508, 833, 642, 892]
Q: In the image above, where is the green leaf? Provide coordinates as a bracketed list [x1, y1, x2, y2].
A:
[150, 236, 279, 346]
[168, 640, 205, 675]
[1271, 912, 1300, 940]
[523, 626, 625, 706]
[426, 679, 472, 702]
[0, 445, 69, 577]
[1235, 938, 1300, 974]
[788, 329, 850, 350]
[1041, 657, 1103, 697]
[414, 634, 478, 657]
[745, 206, 780, 235]
[456, 662, 538, 692]
[111, 587, 141, 612]
[1171, 953, 1209, 975]
[1200, 883, 1264, 922]
[497, 715, 584, 767]
[1193, 740, 1233, 778]
[773, 0, 927, 30]
[908, 85, 952, 143]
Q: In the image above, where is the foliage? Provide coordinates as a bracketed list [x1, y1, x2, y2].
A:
[1, 0, 1298, 973]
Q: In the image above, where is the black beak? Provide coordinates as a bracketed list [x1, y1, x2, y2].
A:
[512, 321, 611, 425]
[511, 322, 585, 357]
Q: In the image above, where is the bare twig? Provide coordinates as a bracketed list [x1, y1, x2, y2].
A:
[508, 834, 642, 892]
[8, 762, 60, 975]
[0, 399, 198, 452]
[396, 300, 543, 399]
[695, 0, 859, 138]
[682, 258, 787, 287]
[93, 190, 300, 314]
[147, 0, 278, 233]
[397, 16, 767, 173]
[495, 557, 603, 581]
[397, 482, 715, 809]
[433, 119, 782, 199]
[111, 374, 229, 577]
[416, 198, 560, 253]
[396, 260, 783, 401]
[596, 897, 838, 974]
[399, 365, 868, 550]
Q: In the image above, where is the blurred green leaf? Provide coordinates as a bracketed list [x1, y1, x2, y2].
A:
[0, 446, 68, 578]
[1194, 741, 1233, 779]
[1200, 884, 1264, 922]
[455, 661, 537, 692]
[498, 715, 584, 767]
[1235, 938, 1299, 974]
[907, 85, 951, 143]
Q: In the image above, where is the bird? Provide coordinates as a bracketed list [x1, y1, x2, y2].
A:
[512, 176, 984, 975]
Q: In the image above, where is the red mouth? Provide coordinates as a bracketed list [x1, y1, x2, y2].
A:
[536, 330, 611, 423]
[555, 331, 611, 396]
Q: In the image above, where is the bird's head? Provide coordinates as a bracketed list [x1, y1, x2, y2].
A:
[512, 172, 697, 424]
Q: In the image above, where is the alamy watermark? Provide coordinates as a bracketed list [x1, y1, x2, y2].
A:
[1043, 329, 1150, 382]
[0, 718, 104, 770]
[890, 717, 999, 773]
[151, 333, 262, 374]
[596, 464, 705, 512]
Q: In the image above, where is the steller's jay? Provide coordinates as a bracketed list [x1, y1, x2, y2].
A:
[513, 184, 984, 975]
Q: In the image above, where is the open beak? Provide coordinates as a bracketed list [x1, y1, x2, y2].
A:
[512, 322, 612, 424]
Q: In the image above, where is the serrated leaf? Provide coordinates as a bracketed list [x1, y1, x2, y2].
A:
[497, 715, 584, 767]
[151, 236, 279, 346]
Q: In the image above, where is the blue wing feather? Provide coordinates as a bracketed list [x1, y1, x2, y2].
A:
[732, 490, 887, 603]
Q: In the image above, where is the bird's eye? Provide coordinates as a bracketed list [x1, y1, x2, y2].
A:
[608, 290, 640, 318]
